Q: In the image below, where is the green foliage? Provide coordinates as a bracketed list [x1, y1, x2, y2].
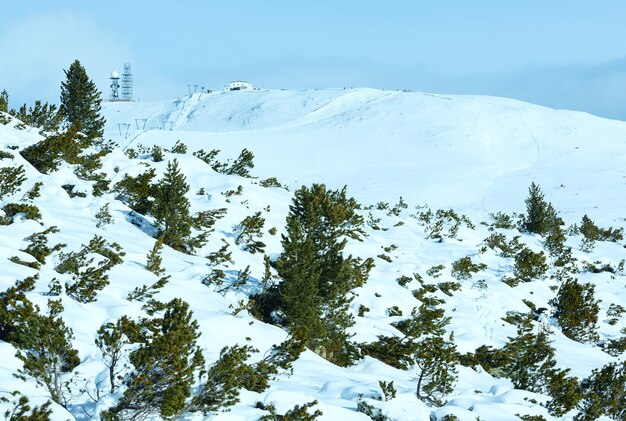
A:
[145, 237, 166, 276]
[167, 140, 187, 154]
[113, 168, 157, 215]
[426, 264, 445, 278]
[95, 203, 113, 228]
[20, 125, 87, 174]
[513, 248, 548, 283]
[604, 330, 626, 356]
[21, 226, 65, 265]
[549, 277, 599, 343]
[225, 148, 255, 178]
[501, 317, 581, 416]
[1, 391, 53, 420]
[60, 60, 105, 138]
[0, 89, 7, 113]
[109, 299, 205, 420]
[437, 281, 462, 296]
[258, 400, 322, 420]
[193, 148, 255, 177]
[189, 345, 253, 413]
[152, 159, 193, 251]
[261, 184, 366, 365]
[193, 148, 221, 171]
[73, 149, 110, 196]
[522, 182, 561, 235]
[414, 334, 458, 406]
[259, 177, 287, 189]
[450, 256, 487, 280]
[458, 344, 509, 376]
[150, 145, 164, 162]
[414, 207, 475, 240]
[488, 211, 516, 229]
[576, 214, 624, 252]
[234, 211, 266, 253]
[128, 238, 170, 302]
[14, 299, 81, 408]
[0, 277, 39, 347]
[8, 256, 40, 269]
[2, 203, 42, 222]
[95, 316, 134, 393]
[575, 361, 626, 420]
[379, 380, 397, 401]
[56, 235, 125, 303]
[9, 100, 62, 133]
[23, 181, 43, 201]
[202, 240, 233, 288]
[362, 304, 450, 370]
[0, 165, 26, 199]
[192, 207, 227, 232]
[356, 397, 391, 421]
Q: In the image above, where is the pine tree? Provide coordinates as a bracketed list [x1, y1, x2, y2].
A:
[269, 184, 366, 364]
[225, 148, 255, 177]
[0, 89, 9, 113]
[522, 182, 560, 235]
[501, 317, 581, 415]
[234, 211, 266, 254]
[60, 60, 105, 138]
[14, 300, 81, 408]
[1, 391, 53, 421]
[414, 334, 458, 406]
[108, 299, 205, 419]
[95, 317, 133, 393]
[113, 168, 157, 215]
[549, 277, 599, 343]
[152, 159, 192, 251]
[575, 361, 626, 420]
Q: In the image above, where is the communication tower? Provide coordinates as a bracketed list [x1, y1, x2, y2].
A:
[121, 63, 133, 101]
[109, 71, 120, 101]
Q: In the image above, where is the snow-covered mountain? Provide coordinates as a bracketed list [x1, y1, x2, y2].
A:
[0, 88, 625, 420]
[103, 88, 626, 224]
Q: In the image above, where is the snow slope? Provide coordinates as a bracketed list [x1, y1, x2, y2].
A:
[104, 88, 626, 225]
[0, 89, 624, 420]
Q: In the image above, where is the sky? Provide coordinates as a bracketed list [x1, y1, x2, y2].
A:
[2, 1, 626, 119]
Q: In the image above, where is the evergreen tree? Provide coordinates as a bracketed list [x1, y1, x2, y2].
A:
[60, 60, 105, 138]
[522, 182, 560, 235]
[107, 299, 205, 419]
[501, 317, 581, 415]
[225, 148, 255, 177]
[549, 278, 599, 343]
[152, 159, 192, 251]
[414, 333, 458, 406]
[113, 168, 157, 215]
[20, 124, 86, 174]
[268, 184, 366, 364]
[10, 100, 62, 133]
[234, 211, 266, 254]
[1, 391, 53, 421]
[95, 317, 134, 393]
[575, 361, 626, 420]
[0, 89, 9, 113]
[14, 300, 81, 408]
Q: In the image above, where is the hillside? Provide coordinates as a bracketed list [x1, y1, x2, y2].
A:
[103, 88, 626, 224]
[0, 89, 625, 420]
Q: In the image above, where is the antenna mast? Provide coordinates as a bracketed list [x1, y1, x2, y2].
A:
[121, 63, 133, 101]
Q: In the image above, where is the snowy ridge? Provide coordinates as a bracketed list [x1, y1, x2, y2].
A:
[103, 88, 626, 225]
[0, 89, 624, 420]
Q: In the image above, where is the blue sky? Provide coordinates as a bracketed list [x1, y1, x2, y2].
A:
[2, 1, 626, 119]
